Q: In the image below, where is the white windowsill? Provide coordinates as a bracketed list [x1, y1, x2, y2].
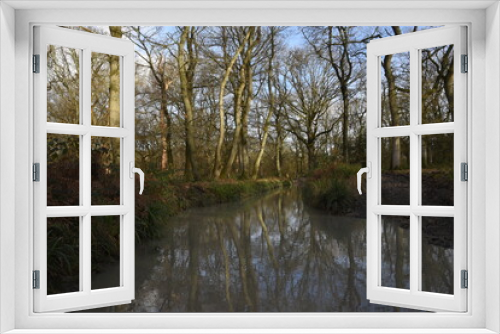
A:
[0, 1, 498, 333]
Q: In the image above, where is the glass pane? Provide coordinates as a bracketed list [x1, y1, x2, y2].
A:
[421, 217, 454, 294]
[47, 217, 80, 295]
[381, 137, 410, 205]
[47, 45, 80, 124]
[91, 52, 121, 127]
[91, 137, 121, 205]
[381, 215, 410, 290]
[91, 216, 121, 290]
[47, 134, 80, 206]
[380, 52, 410, 127]
[421, 45, 454, 124]
[421, 134, 454, 206]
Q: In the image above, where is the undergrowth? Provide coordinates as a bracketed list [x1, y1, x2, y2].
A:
[301, 163, 360, 215]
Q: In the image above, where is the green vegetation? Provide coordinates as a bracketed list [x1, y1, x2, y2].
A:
[301, 163, 360, 215]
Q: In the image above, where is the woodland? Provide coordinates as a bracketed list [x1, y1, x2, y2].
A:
[46, 26, 454, 295]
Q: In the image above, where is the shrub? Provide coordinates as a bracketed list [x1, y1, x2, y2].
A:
[302, 163, 359, 215]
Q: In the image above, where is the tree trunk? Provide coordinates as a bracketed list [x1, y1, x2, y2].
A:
[108, 26, 122, 128]
[443, 46, 454, 121]
[383, 54, 401, 170]
[307, 142, 316, 172]
[165, 109, 174, 170]
[252, 29, 276, 180]
[178, 26, 200, 181]
[108, 27, 122, 166]
[222, 66, 246, 178]
[160, 87, 169, 170]
[239, 28, 259, 179]
[341, 85, 350, 163]
[252, 107, 273, 180]
[240, 63, 252, 179]
[388, 27, 403, 170]
[213, 29, 249, 180]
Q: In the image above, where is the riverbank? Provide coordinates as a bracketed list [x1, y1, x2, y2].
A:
[135, 176, 291, 242]
[301, 163, 453, 218]
[48, 176, 289, 294]
[301, 163, 362, 216]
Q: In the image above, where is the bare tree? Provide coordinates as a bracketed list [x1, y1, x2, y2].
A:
[282, 50, 338, 171]
[303, 26, 377, 163]
[252, 27, 278, 180]
[222, 27, 261, 179]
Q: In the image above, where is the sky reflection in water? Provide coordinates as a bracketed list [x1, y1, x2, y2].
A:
[89, 187, 452, 312]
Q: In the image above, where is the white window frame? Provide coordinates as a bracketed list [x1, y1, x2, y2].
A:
[33, 25, 136, 313]
[365, 26, 468, 312]
[1, 1, 499, 333]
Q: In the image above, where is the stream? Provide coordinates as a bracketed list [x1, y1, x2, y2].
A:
[89, 187, 452, 312]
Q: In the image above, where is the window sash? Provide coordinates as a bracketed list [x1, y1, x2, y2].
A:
[32, 25, 136, 313]
[366, 26, 468, 312]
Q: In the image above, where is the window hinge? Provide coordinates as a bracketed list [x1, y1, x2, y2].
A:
[461, 54, 468, 73]
[33, 163, 40, 182]
[33, 54, 40, 73]
[33, 270, 40, 289]
[461, 270, 468, 289]
[461, 162, 468, 181]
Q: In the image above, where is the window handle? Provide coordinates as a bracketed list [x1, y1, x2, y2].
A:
[129, 162, 144, 195]
[357, 162, 371, 195]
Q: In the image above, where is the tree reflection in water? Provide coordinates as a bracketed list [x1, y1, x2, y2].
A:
[90, 187, 452, 312]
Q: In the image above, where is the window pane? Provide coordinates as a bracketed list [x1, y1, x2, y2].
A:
[380, 52, 410, 127]
[47, 134, 80, 206]
[91, 52, 121, 127]
[381, 215, 410, 290]
[47, 217, 80, 295]
[91, 216, 121, 290]
[381, 137, 410, 205]
[47, 45, 81, 124]
[91, 137, 121, 205]
[421, 45, 454, 124]
[421, 134, 454, 206]
[421, 217, 454, 294]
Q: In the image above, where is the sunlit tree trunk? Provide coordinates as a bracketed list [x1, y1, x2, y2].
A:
[252, 28, 276, 180]
[443, 46, 454, 121]
[108, 27, 122, 166]
[178, 26, 201, 181]
[109, 26, 122, 128]
[214, 29, 249, 180]
[239, 28, 260, 179]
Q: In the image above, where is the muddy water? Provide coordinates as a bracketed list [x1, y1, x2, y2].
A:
[89, 187, 452, 312]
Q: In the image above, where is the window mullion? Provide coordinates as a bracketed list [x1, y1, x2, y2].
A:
[409, 47, 420, 295]
[82, 47, 92, 294]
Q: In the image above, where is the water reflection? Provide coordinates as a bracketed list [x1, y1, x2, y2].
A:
[90, 188, 451, 312]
